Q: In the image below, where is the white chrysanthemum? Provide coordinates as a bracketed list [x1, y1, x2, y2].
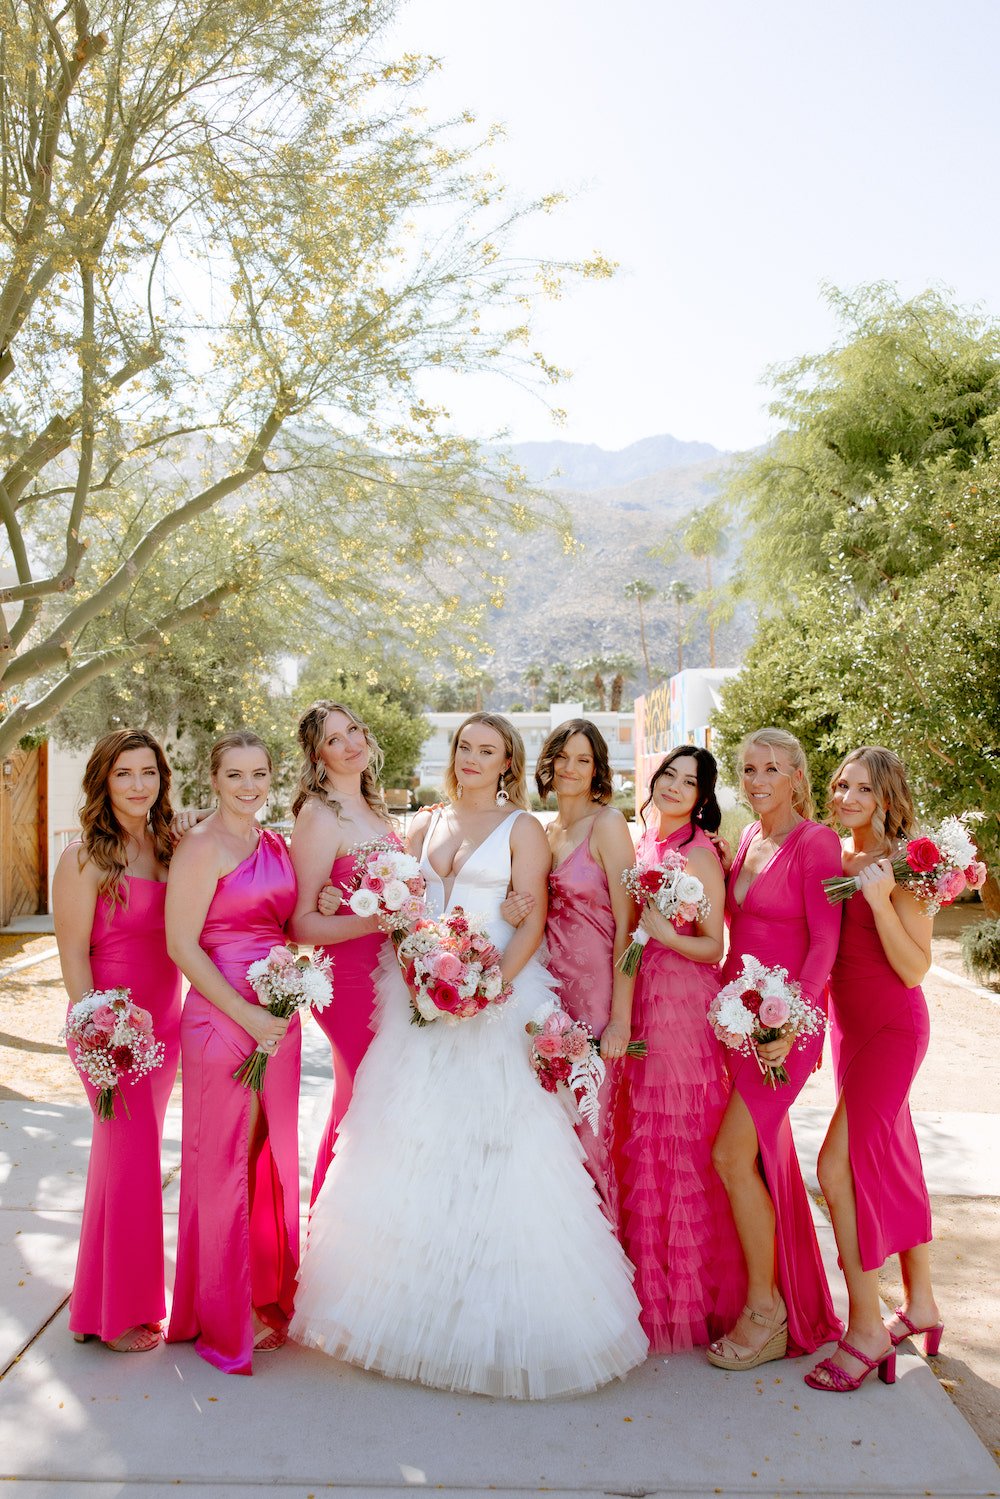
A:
[716, 994, 757, 1037]
[349, 888, 380, 917]
[298, 967, 333, 1010]
[389, 851, 421, 880]
[381, 879, 409, 911]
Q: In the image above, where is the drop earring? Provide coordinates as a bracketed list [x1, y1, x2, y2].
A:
[495, 775, 509, 807]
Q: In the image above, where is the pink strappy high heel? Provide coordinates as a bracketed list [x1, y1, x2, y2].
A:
[887, 1307, 944, 1356]
[804, 1337, 896, 1392]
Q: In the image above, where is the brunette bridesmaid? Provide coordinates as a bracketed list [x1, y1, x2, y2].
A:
[806, 747, 939, 1392]
[53, 730, 182, 1353]
[707, 728, 843, 1370]
[288, 700, 400, 1202]
[165, 731, 299, 1374]
[614, 748, 744, 1351]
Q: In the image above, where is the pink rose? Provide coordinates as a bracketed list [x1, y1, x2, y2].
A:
[91, 1004, 118, 1032]
[965, 861, 988, 891]
[542, 1008, 573, 1037]
[906, 837, 941, 875]
[130, 1007, 154, 1036]
[363, 875, 384, 894]
[432, 950, 463, 982]
[75, 1023, 107, 1052]
[758, 996, 790, 1028]
[534, 1034, 566, 1059]
[267, 945, 295, 967]
[936, 867, 966, 905]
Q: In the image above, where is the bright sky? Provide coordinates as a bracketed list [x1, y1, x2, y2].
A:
[392, 0, 1000, 453]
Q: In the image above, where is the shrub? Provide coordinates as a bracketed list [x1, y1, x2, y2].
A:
[961, 919, 1000, 986]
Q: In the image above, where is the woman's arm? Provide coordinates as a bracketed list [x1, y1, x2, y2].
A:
[287, 799, 379, 945]
[500, 814, 550, 984]
[405, 807, 433, 860]
[637, 844, 726, 965]
[857, 860, 933, 987]
[52, 844, 100, 1003]
[797, 825, 845, 1002]
[590, 808, 640, 1056]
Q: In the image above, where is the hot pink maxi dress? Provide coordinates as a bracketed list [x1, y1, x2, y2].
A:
[829, 890, 932, 1270]
[309, 840, 398, 1204]
[723, 818, 843, 1357]
[614, 826, 744, 1351]
[66, 875, 181, 1341]
[545, 832, 622, 1219]
[166, 829, 300, 1375]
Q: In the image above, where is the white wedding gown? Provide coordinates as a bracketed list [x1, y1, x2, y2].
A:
[290, 809, 648, 1398]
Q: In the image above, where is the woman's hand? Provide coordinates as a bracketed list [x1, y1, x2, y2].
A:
[708, 832, 733, 873]
[600, 1019, 631, 1060]
[637, 904, 677, 947]
[170, 809, 204, 842]
[241, 1006, 291, 1050]
[755, 1033, 793, 1067]
[317, 882, 343, 917]
[500, 890, 535, 927]
[856, 856, 896, 912]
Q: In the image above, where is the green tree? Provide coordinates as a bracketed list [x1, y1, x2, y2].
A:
[623, 579, 657, 686]
[523, 663, 546, 709]
[665, 579, 696, 674]
[682, 506, 729, 668]
[605, 654, 637, 712]
[294, 670, 430, 792]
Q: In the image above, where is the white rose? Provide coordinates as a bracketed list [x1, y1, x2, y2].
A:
[381, 879, 409, 911]
[483, 971, 502, 1000]
[349, 889, 380, 917]
[416, 990, 441, 1022]
[674, 874, 704, 905]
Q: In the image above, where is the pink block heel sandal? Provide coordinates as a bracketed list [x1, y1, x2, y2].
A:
[804, 1338, 896, 1393]
[887, 1308, 944, 1356]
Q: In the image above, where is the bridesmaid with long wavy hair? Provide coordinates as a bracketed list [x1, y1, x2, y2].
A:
[165, 731, 299, 1374]
[287, 700, 399, 1201]
[805, 747, 938, 1393]
[707, 728, 842, 1370]
[53, 728, 181, 1353]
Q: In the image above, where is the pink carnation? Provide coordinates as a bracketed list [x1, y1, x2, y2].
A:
[965, 861, 988, 891]
[563, 1027, 590, 1061]
[758, 996, 790, 1028]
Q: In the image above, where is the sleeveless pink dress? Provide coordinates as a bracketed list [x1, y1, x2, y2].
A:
[66, 875, 181, 1341]
[614, 826, 744, 1351]
[722, 819, 843, 1357]
[310, 839, 399, 1203]
[829, 890, 932, 1270]
[166, 829, 300, 1375]
[545, 832, 621, 1218]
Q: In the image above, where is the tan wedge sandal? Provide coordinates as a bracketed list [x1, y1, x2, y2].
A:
[706, 1298, 788, 1370]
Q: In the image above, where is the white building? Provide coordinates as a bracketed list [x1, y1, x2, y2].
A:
[416, 704, 635, 789]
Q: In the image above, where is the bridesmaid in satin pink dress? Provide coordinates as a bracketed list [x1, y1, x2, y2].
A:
[165, 732, 299, 1375]
[53, 729, 182, 1353]
[708, 729, 842, 1370]
[806, 747, 939, 1392]
[288, 700, 400, 1202]
[614, 748, 744, 1351]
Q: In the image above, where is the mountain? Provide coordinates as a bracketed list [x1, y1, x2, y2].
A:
[498, 433, 726, 491]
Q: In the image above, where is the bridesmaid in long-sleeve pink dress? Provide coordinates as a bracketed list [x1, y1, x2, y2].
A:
[708, 728, 843, 1370]
[165, 732, 299, 1375]
[53, 729, 181, 1353]
[287, 700, 401, 1202]
[805, 747, 939, 1392]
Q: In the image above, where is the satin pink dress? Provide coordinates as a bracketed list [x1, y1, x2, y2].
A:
[722, 819, 843, 1357]
[829, 891, 932, 1270]
[309, 840, 398, 1203]
[614, 826, 743, 1351]
[545, 831, 621, 1218]
[66, 875, 181, 1341]
[166, 830, 300, 1375]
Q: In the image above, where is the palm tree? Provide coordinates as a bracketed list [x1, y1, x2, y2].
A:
[523, 663, 546, 709]
[605, 654, 638, 711]
[683, 507, 729, 669]
[574, 656, 610, 711]
[623, 578, 657, 686]
[666, 578, 696, 673]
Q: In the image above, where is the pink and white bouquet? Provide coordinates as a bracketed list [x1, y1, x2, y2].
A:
[708, 955, 823, 1089]
[397, 906, 512, 1026]
[822, 812, 987, 916]
[525, 1004, 647, 1131]
[617, 851, 711, 976]
[61, 987, 165, 1121]
[346, 839, 427, 935]
[234, 945, 333, 1090]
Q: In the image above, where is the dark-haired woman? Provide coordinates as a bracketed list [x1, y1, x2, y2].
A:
[612, 748, 744, 1351]
[287, 700, 399, 1201]
[53, 729, 182, 1353]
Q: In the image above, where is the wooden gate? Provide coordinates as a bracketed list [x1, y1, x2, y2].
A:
[0, 742, 47, 927]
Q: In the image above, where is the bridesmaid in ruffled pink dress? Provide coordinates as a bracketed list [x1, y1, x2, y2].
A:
[806, 747, 939, 1393]
[288, 700, 400, 1202]
[614, 748, 744, 1351]
[53, 730, 182, 1353]
[165, 731, 299, 1374]
[708, 729, 843, 1370]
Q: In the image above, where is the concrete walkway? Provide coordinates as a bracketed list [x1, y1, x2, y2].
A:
[1, 1023, 997, 1498]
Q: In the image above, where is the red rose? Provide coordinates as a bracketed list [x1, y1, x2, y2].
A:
[906, 837, 941, 874]
[428, 979, 462, 1013]
[639, 870, 662, 896]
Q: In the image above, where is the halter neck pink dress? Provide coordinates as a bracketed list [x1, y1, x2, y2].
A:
[545, 829, 621, 1218]
[829, 890, 932, 1270]
[66, 873, 181, 1341]
[310, 836, 400, 1203]
[722, 819, 843, 1357]
[614, 825, 743, 1351]
[166, 829, 300, 1375]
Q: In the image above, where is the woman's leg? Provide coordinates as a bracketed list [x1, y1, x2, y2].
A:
[710, 1088, 783, 1349]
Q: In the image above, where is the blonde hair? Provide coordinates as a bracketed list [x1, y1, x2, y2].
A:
[443, 712, 529, 810]
[78, 729, 174, 909]
[292, 700, 389, 822]
[737, 727, 814, 819]
[210, 730, 272, 779]
[829, 745, 915, 857]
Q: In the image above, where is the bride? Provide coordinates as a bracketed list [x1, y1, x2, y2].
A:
[290, 711, 648, 1398]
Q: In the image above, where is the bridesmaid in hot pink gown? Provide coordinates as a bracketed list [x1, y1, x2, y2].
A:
[614, 748, 744, 1351]
[53, 730, 181, 1353]
[288, 700, 400, 1202]
[166, 732, 299, 1375]
[708, 729, 842, 1370]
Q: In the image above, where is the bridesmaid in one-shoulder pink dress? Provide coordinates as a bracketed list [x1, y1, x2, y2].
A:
[166, 734, 299, 1375]
[708, 730, 842, 1370]
[288, 700, 401, 1202]
[53, 730, 182, 1352]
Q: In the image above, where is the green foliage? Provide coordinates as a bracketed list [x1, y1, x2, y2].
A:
[295, 660, 431, 789]
[961, 919, 1000, 986]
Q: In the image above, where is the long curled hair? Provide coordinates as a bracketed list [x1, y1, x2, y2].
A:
[78, 729, 174, 909]
[737, 727, 815, 819]
[291, 700, 389, 821]
[828, 745, 915, 857]
[640, 745, 722, 845]
[443, 712, 529, 810]
[534, 718, 614, 805]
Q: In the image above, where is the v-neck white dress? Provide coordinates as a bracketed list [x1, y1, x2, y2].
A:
[290, 810, 648, 1397]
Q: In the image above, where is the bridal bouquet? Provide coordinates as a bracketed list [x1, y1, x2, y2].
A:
[346, 839, 427, 935]
[821, 812, 987, 916]
[62, 988, 165, 1121]
[234, 945, 333, 1090]
[397, 906, 512, 1026]
[707, 955, 823, 1088]
[617, 851, 711, 975]
[525, 1004, 647, 1131]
